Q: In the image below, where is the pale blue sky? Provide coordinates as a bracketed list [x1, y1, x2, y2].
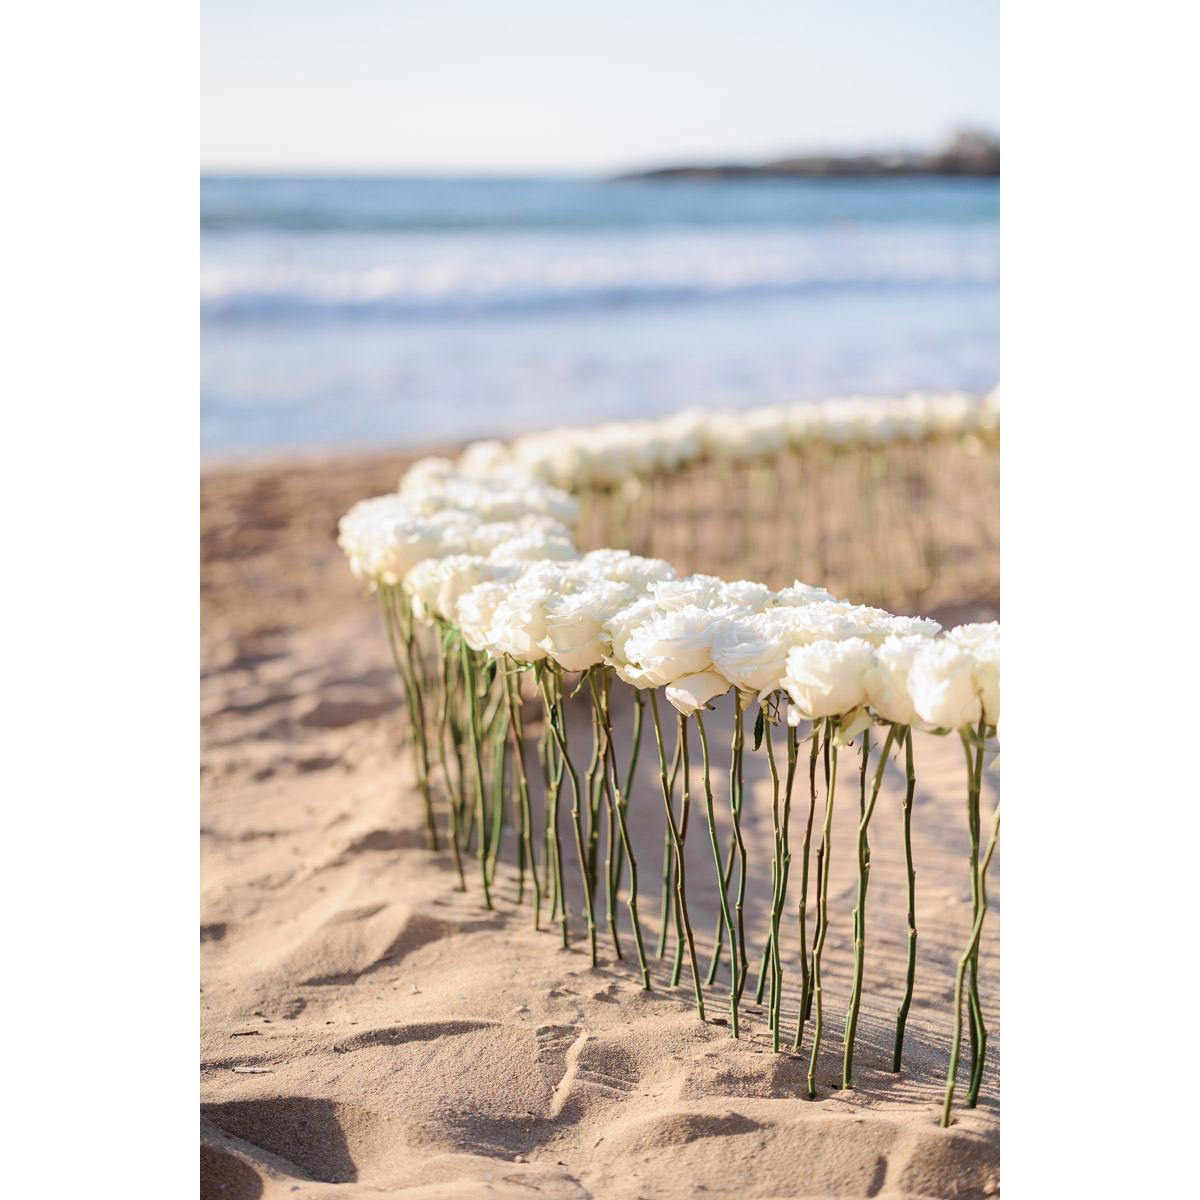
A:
[202, 0, 998, 173]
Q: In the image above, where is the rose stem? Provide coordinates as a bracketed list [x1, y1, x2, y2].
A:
[656, 733, 683, 959]
[584, 673, 604, 901]
[762, 709, 787, 1051]
[806, 722, 839, 1099]
[696, 711, 738, 1035]
[613, 688, 645, 894]
[599, 685, 649, 984]
[542, 667, 596, 965]
[487, 672, 509, 891]
[504, 665, 540, 927]
[536, 663, 568, 946]
[776, 721, 798, 1050]
[966, 716, 989, 1106]
[457, 639, 492, 908]
[649, 691, 705, 1019]
[942, 800, 1000, 1126]
[380, 589, 438, 852]
[669, 712, 696, 989]
[844, 723, 897, 1089]
[793, 721, 822, 1051]
[892, 726, 918, 1071]
[589, 672, 622, 958]
[435, 630, 466, 890]
[729, 692, 749, 1030]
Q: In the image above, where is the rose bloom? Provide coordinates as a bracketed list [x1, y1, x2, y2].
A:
[337, 494, 444, 586]
[774, 601, 862, 646]
[718, 579, 776, 611]
[580, 548, 676, 592]
[710, 611, 796, 696]
[862, 635, 929, 726]
[783, 638, 874, 719]
[665, 670, 732, 716]
[947, 623, 1000, 725]
[538, 578, 637, 672]
[601, 596, 661, 688]
[622, 604, 727, 687]
[455, 579, 521, 654]
[404, 555, 517, 623]
[484, 563, 574, 664]
[908, 639, 983, 729]
[775, 579, 838, 607]
[486, 530, 579, 564]
[649, 574, 726, 612]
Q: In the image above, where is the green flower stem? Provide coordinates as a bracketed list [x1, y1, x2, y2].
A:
[763, 710, 792, 1052]
[656, 733, 683, 959]
[649, 691, 705, 1020]
[434, 631, 467, 891]
[696, 712, 738, 1035]
[380, 589, 438, 852]
[611, 688, 645, 897]
[458, 640, 493, 909]
[754, 939, 771, 1006]
[536, 663, 568, 946]
[806, 722, 839, 1099]
[843, 723, 897, 1089]
[965, 716, 989, 1105]
[777, 722, 798, 1047]
[543, 668, 597, 966]
[404, 614, 441, 849]
[703, 829, 737, 986]
[584, 676, 604, 901]
[503, 665, 540, 927]
[588, 673, 623, 960]
[942, 799, 1000, 1127]
[768, 710, 796, 1051]
[487, 686, 509, 890]
[793, 722, 821, 1051]
[598, 685, 650, 986]
[729, 693, 749, 1030]
[892, 726, 918, 1072]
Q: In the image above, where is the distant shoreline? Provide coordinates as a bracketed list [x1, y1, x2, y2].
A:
[614, 131, 999, 183]
[615, 159, 998, 183]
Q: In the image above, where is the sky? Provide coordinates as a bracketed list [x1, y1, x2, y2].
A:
[201, 0, 999, 174]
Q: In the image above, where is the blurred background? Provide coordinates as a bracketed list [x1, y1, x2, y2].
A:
[201, 1, 998, 456]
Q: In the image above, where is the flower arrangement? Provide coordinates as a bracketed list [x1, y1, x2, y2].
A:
[454, 388, 999, 611]
[338, 410, 999, 1126]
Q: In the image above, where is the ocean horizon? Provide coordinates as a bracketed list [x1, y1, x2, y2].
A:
[201, 173, 998, 455]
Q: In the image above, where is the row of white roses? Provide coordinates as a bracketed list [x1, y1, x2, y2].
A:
[451, 387, 1000, 492]
[338, 465, 999, 735]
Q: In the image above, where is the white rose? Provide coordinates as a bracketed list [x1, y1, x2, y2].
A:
[649, 574, 726, 612]
[487, 530, 579, 564]
[908, 639, 983, 729]
[336, 494, 445, 587]
[775, 579, 838, 606]
[538, 579, 637, 672]
[601, 596, 661, 688]
[456, 579, 519, 654]
[666, 670, 732, 716]
[580, 549, 676, 591]
[783, 638, 874, 719]
[622, 605, 725, 687]
[485, 564, 573, 664]
[863, 635, 928, 726]
[947, 624, 1000, 724]
[710, 611, 795, 696]
[719, 579, 776, 611]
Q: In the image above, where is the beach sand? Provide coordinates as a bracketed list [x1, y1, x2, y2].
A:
[201, 451, 999, 1199]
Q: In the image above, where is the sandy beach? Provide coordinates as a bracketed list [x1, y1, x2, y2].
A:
[200, 451, 999, 1199]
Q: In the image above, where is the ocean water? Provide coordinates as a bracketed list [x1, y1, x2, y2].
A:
[200, 175, 998, 454]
